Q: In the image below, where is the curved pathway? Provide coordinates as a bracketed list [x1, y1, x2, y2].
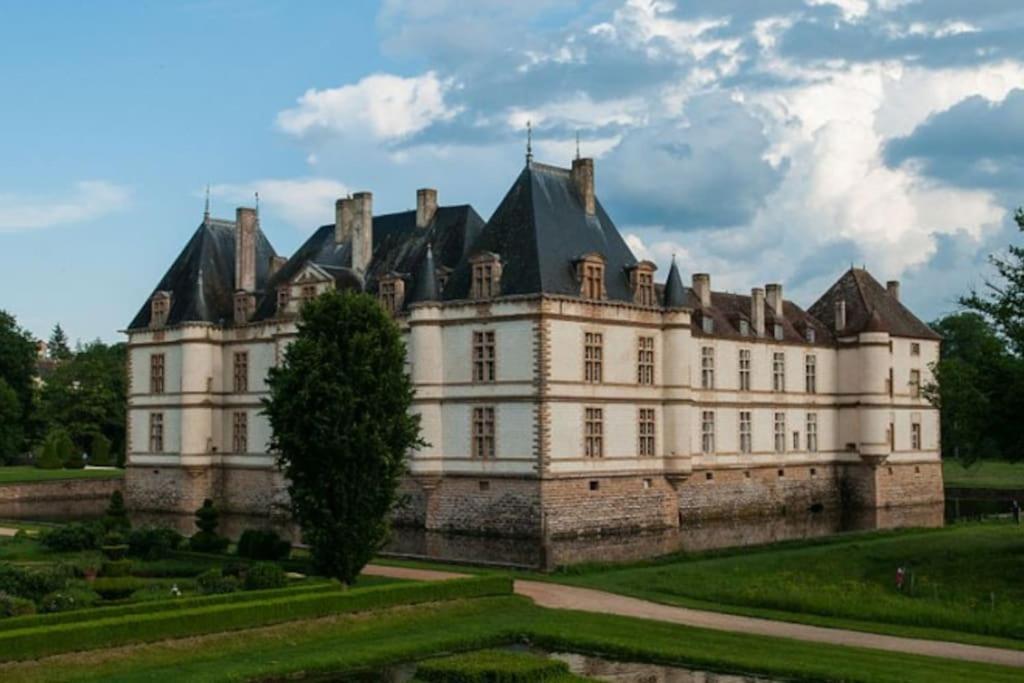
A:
[363, 564, 1024, 668]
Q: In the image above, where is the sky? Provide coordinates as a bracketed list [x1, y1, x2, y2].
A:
[2, 0, 1023, 344]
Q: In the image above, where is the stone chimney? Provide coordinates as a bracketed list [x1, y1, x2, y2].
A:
[692, 273, 711, 308]
[351, 192, 373, 274]
[570, 157, 595, 215]
[765, 283, 783, 318]
[335, 197, 354, 244]
[416, 188, 438, 229]
[751, 288, 765, 336]
[269, 255, 287, 278]
[235, 207, 257, 292]
[835, 300, 847, 332]
[886, 280, 900, 302]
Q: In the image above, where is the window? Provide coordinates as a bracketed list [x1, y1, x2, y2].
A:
[638, 408, 656, 456]
[471, 253, 502, 299]
[300, 284, 317, 306]
[793, 431, 800, 451]
[150, 354, 165, 394]
[773, 352, 786, 392]
[233, 352, 249, 393]
[774, 412, 786, 453]
[911, 422, 921, 450]
[149, 413, 164, 453]
[739, 411, 752, 454]
[807, 413, 818, 452]
[806, 327, 816, 343]
[232, 411, 248, 453]
[436, 267, 452, 292]
[739, 349, 751, 391]
[701, 346, 715, 389]
[234, 292, 252, 325]
[773, 323, 784, 340]
[150, 292, 171, 328]
[577, 254, 606, 300]
[473, 331, 496, 382]
[701, 411, 716, 454]
[911, 342, 921, 356]
[585, 407, 604, 458]
[379, 277, 404, 314]
[472, 406, 496, 459]
[805, 354, 817, 394]
[701, 316, 714, 334]
[739, 319, 750, 336]
[584, 332, 603, 383]
[637, 336, 654, 385]
[909, 369, 921, 399]
[631, 263, 656, 306]
[277, 287, 289, 313]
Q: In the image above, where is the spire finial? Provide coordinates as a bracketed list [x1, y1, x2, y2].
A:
[254, 191, 260, 223]
[526, 120, 533, 165]
[575, 130, 580, 160]
[203, 184, 210, 223]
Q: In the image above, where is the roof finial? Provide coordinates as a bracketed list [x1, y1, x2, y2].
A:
[254, 191, 260, 223]
[203, 184, 210, 223]
[526, 120, 533, 165]
[575, 130, 580, 160]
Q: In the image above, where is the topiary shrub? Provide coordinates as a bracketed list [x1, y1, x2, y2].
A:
[100, 559, 133, 578]
[39, 523, 101, 552]
[89, 432, 113, 467]
[243, 562, 286, 591]
[196, 569, 238, 595]
[34, 433, 63, 470]
[92, 577, 144, 601]
[103, 490, 131, 533]
[0, 565, 69, 602]
[189, 499, 229, 553]
[0, 592, 36, 618]
[101, 530, 129, 561]
[64, 447, 85, 470]
[39, 588, 100, 613]
[128, 527, 184, 560]
[237, 529, 291, 561]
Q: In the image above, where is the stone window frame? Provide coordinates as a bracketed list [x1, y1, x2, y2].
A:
[576, 252, 607, 301]
[277, 286, 290, 314]
[584, 406, 604, 458]
[629, 261, 657, 306]
[806, 412, 818, 452]
[738, 319, 751, 337]
[910, 342, 921, 356]
[773, 411, 786, 454]
[472, 330, 497, 383]
[739, 410, 752, 454]
[638, 407, 656, 457]
[636, 335, 655, 386]
[470, 252, 502, 300]
[701, 410, 715, 454]
[701, 315, 715, 335]
[300, 284, 318, 307]
[150, 291, 171, 329]
[378, 275, 405, 315]
[148, 412, 164, 453]
[911, 420, 921, 450]
[772, 352, 786, 393]
[234, 291, 255, 325]
[436, 266, 453, 293]
[471, 405, 496, 459]
[584, 330, 604, 384]
[700, 346, 715, 389]
[909, 369, 921, 399]
[805, 354, 817, 394]
[233, 351, 249, 393]
[232, 410, 248, 454]
[149, 353, 165, 395]
[773, 323, 784, 341]
[739, 349, 752, 391]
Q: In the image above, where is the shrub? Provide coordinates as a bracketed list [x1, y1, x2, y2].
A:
[0, 593, 36, 618]
[39, 522, 100, 552]
[92, 578, 144, 601]
[0, 565, 69, 602]
[415, 650, 572, 683]
[89, 432, 113, 466]
[39, 589, 99, 614]
[103, 491, 131, 533]
[128, 527, 184, 560]
[34, 434, 63, 470]
[100, 560, 133, 578]
[196, 569, 238, 595]
[130, 558, 213, 578]
[243, 562, 286, 591]
[237, 529, 291, 561]
[64, 448, 85, 470]
[189, 499, 228, 553]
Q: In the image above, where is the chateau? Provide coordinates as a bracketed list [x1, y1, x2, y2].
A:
[124, 155, 944, 557]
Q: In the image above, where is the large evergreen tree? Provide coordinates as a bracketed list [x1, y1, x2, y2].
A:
[0, 310, 37, 458]
[263, 291, 422, 585]
[47, 324, 72, 361]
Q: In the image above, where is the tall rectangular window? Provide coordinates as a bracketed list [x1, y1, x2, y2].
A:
[584, 332, 603, 383]
[773, 352, 786, 392]
[472, 331, 496, 382]
[701, 411, 715, 454]
[149, 413, 164, 453]
[911, 422, 921, 450]
[701, 346, 715, 389]
[150, 353, 165, 394]
[774, 412, 786, 453]
[739, 411, 752, 454]
[233, 351, 249, 393]
[232, 411, 248, 454]
[909, 369, 921, 399]
[379, 280, 399, 314]
[585, 407, 604, 458]
[583, 263, 605, 300]
[472, 406, 496, 459]
[739, 349, 751, 391]
[807, 413, 818, 452]
[300, 284, 316, 306]
[638, 408, 656, 456]
[911, 342, 921, 356]
[637, 336, 655, 385]
[805, 354, 817, 394]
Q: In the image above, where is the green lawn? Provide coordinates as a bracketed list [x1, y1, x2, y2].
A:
[0, 467, 123, 484]
[0, 596, 1019, 683]
[944, 460, 1024, 490]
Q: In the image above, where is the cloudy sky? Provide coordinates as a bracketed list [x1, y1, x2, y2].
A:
[2, 0, 1023, 343]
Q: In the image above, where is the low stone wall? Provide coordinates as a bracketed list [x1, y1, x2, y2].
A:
[677, 464, 842, 522]
[0, 477, 121, 503]
[126, 464, 287, 518]
[540, 475, 677, 538]
[843, 461, 944, 510]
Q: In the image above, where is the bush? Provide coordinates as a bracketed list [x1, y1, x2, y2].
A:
[0, 593, 36, 618]
[415, 650, 572, 683]
[128, 527, 184, 560]
[196, 569, 239, 595]
[89, 432, 113, 467]
[0, 564, 70, 602]
[237, 529, 291, 561]
[39, 589, 99, 614]
[64, 448, 85, 470]
[100, 560, 133, 578]
[92, 578, 144, 601]
[130, 558, 213, 578]
[34, 434, 63, 470]
[39, 522, 101, 552]
[103, 491, 131, 533]
[243, 562, 286, 591]
[189, 499, 228, 553]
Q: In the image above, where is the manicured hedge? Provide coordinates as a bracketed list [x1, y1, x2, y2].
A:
[0, 576, 512, 661]
[415, 649, 573, 683]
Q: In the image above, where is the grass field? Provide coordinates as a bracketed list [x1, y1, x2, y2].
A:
[0, 467, 123, 484]
[944, 460, 1024, 490]
[0, 595, 1020, 683]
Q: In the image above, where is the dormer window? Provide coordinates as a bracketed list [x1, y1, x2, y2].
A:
[773, 323, 784, 341]
[378, 275, 405, 315]
[234, 292, 254, 325]
[628, 261, 657, 306]
[470, 252, 502, 300]
[300, 284, 317, 306]
[805, 327, 816, 343]
[150, 291, 171, 329]
[576, 253, 606, 301]
[277, 286, 290, 314]
[436, 266, 452, 293]
[739, 319, 750, 336]
[702, 315, 714, 335]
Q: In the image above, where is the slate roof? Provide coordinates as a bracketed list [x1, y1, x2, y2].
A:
[808, 268, 940, 340]
[128, 218, 277, 330]
[442, 162, 639, 302]
[663, 258, 687, 308]
[688, 289, 834, 345]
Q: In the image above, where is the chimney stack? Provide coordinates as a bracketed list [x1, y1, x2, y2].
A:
[886, 280, 900, 302]
[835, 300, 847, 332]
[235, 207, 257, 292]
[269, 255, 287, 278]
[765, 283, 784, 318]
[351, 192, 373, 274]
[692, 273, 711, 308]
[416, 188, 438, 229]
[751, 288, 765, 336]
[335, 197, 354, 244]
[570, 157, 595, 215]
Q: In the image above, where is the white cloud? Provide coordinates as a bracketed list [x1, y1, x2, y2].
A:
[210, 178, 352, 229]
[805, 0, 871, 22]
[506, 93, 648, 131]
[276, 71, 460, 142]
[0, 181, 130, 233]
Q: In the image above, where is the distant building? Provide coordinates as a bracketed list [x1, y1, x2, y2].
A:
[124, 156, 943, 555]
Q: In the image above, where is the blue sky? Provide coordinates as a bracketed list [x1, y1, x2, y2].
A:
[2, 0, 1024, 343]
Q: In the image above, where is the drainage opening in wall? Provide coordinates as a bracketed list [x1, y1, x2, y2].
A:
[642, 478, 652, 489]
[478, 481, 490, 492]
[888, 467, 894, 475]
[778, 469, 785, 478]
[809, 502, 825, 513]
[744, 470, 751, 478]
[810, 467, 817, 477]
[705, 472, 714, 481]
[589, 480, 599, 491]
[915, 466, 921, 474]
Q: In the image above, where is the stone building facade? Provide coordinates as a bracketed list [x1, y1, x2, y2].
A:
[124, 155, 943, 553]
